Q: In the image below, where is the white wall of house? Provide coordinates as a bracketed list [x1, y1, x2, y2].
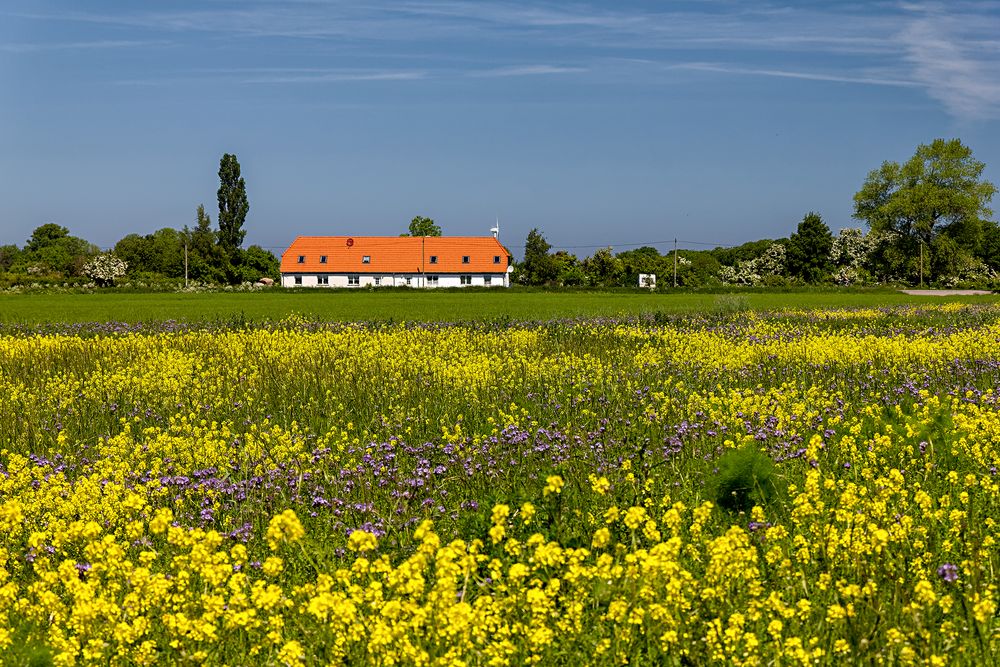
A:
[281, 273, 509, 288]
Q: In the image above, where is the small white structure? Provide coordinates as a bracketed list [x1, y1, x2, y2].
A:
[639, 273, 656, 289]
[280, 235, 513, 288]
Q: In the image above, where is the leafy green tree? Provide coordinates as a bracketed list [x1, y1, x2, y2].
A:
[549, 251, 583, 286]
[184, 205, 228, 283]
[711, 239, 778, 268]
[519, 228, 557, 285]
[582, 247, 624, 287]
[114, 234, 155, 275]
[786, 212, 834, 283]
[978, 221, 1000, 271]
[676, 251, 722, 287]
[239, 245, 280, 282]
[407, 216, 442, 237]
[0, 245, 21, 272]
[853, 138, 996, 282]
[113, 228, 186, 278]
[22, 224, 97, 276]
[148, 228, 186, 277]
[26, 223, 70, 252]
[617, 246, 666, 286]
[217, 154, 249, 255]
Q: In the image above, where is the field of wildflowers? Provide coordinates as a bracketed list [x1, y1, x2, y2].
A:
[1, 304, 999, 665]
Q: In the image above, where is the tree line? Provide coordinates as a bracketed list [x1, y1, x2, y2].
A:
[0, 154, 280, 286]
[516, 138, 1000, 288]
[3, 138, 997, 289]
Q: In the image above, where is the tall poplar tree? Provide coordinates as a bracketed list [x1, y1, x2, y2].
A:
[217, 153, 249, 255]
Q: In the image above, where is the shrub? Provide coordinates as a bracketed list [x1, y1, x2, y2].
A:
[82, 253, 128, 287]
[708, 446, 784, 513]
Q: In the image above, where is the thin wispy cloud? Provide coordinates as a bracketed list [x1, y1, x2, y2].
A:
[669, 63, 920, 88]
[9, 1, 1000, 120]
[114, 68, 428, 86]
[113, 64, 586, 86]
[0, 39, 167, 53]
[469, 65, 587, 78]
[897, 3, 1000, 120]
[241, 70, 428, 84]
[10, 3, 898, 55]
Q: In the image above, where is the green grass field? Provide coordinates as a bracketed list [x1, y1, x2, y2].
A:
[0, 288, 998, 324]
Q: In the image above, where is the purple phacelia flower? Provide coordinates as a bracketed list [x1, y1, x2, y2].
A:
[937, 563, 959, 583]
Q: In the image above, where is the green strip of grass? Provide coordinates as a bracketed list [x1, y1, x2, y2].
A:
[1, 288, 998, 324]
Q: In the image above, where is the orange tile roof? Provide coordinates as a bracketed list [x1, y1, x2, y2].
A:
[280, 236, 512, 274]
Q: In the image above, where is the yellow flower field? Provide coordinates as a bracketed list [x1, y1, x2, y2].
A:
[0, 306, 998, 665]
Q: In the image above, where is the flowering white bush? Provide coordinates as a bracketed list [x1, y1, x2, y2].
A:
[82, 253, 128, 287]
[719, 243, 786, 286]
[941, 258, 997, 288]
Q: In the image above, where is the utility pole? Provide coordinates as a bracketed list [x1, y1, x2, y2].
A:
[673, 238, 678, 288]
[184, 240, 189, 288]
[919, 242, 924, 288]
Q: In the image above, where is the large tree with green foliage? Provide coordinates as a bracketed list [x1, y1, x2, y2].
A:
[239, 245, 280, 283]
[26, 223, 70, 252]
[552, 250, 585, 286]
[582, 247, 624, 287]
[114, 228, 187, 278]
[184, 205, 229, 284]
[407, 216, 442, 237]
[617, 246, 665, 286]
[22, 224, 97, 276]
[853, 139, 996, 281]
[786, 212, 834, 283]
[519, 228, 557, 286]
[148, 228, 186, 277]
[217, 154, 249, 255]
[114, 234, 155, 275]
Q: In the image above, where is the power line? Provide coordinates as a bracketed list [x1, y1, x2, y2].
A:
[172, 238, 743, 253]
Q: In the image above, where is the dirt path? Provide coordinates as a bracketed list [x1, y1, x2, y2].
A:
[899, 289, 994, 296]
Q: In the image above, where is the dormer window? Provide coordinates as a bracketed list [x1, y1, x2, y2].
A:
[462, 256, 470, 264]
[362, 255, 371, 264]
[493, 255, 501, 264]
[297, 255, 305, 264]
[320, 255, 327, 264]
[429, 255, 438, 264]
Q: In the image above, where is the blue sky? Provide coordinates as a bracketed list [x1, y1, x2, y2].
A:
[2, 1, 1000, 258]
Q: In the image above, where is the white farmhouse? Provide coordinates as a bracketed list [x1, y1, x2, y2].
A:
[280, 235, 513, 288]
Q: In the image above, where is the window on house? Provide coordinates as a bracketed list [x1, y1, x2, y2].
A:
[362, 255, 371, 264]
[427, 275, 439, 286]
[460, 275, 472, 285]
[493, 255, 501, 264]
[484, 276, 492, 286]
[348, 275, 359, 286]
[462, 256, 470, 264]
[297, 255, 305, 264]
[318, 276, 329, 285]
[405, 277, 411, 285]
[294, 276, 302, 286]
[374, 277, 381, 286]
[320, 255, 328, 264]
[429, 255, 438, 264]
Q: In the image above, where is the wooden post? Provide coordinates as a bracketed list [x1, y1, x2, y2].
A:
[673, 238, 678, 288]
